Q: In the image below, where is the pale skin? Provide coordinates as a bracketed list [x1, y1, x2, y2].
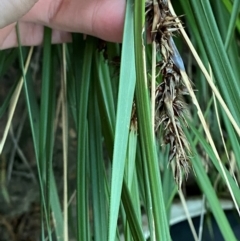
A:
[0, 0, 125, 49]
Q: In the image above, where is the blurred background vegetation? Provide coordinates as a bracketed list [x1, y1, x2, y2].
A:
[0, 0, 239, 240]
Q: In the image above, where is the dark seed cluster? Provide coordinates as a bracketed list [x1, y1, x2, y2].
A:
[146, 0, 192, 188]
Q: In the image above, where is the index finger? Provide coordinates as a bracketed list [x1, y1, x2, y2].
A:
[0, 0, 37, 28]
[21, 0, 125, 42]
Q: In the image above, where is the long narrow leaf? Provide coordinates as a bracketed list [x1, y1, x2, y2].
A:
[108, 0, 137, 239]
[189, 0, 240, 125]
[76, 37, 94, 241]
[186, 129, 238, 241]
[134, 1, 171, 240]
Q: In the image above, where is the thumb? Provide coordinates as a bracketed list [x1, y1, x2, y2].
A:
[0, 0, 38, 28]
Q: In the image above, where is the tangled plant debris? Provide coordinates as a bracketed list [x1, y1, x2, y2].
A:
[145, 0, 192, 188]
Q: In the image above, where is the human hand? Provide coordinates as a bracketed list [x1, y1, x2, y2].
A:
[0, 0, 125, 49]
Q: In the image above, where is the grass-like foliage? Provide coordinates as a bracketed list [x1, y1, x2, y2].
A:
[0, 0, 239, 241]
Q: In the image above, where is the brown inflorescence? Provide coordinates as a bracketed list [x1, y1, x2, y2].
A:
[146, 0, 192, 188]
